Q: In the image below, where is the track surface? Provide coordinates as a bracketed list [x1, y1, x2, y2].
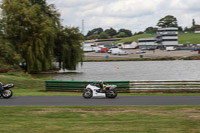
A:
[1, 96, 200, 106]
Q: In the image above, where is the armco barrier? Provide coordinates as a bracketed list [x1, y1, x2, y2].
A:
[45, 80, 129, 92]
[129, 80, 200, 93]
[46, 80, 200, 93]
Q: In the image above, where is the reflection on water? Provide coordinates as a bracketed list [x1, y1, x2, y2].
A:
[32, 60, 200, 81]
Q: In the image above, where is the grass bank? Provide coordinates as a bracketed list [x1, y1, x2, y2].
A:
[84, 55, 200, 62]
[114, 33, 155, 44]
[0, 106, 200, 133]
[0, 73, 81, 96]
[84, 56, 180, 62]
[114, 33, 200, 44]
[178, 33, 200, 44]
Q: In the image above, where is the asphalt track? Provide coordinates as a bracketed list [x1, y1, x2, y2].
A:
[1, 96, 200, 106]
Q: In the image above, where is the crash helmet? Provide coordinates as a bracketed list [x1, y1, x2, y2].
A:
[98, 80, 103, 84]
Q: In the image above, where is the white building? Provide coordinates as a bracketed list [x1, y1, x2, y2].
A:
[138, 27, 178, 49]
[138, 38, 157, 49]
[122, 42, 138, 49]
[82, 43, 94, 52]
[157, 27, 178, 47]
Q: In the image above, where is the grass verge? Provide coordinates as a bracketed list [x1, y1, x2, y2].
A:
[84, 55, 200, 62]
[0, 106, 200, 133]
[84, 56, 181, 62]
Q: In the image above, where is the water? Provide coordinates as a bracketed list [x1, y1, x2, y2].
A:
[32, 60, 200, 81]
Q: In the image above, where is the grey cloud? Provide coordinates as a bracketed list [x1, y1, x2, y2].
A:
[47, 0, 200, 33]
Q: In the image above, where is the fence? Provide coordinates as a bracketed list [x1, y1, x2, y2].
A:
[45, 80, 129, 92]
[45, 80, 200, 93]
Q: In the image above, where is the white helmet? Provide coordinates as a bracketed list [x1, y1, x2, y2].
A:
[98, 80, 103, 83]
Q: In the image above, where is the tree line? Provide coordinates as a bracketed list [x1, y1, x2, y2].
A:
[86, 28, 133, 40]
[0, 0, 84, 73]
[144, 15, 200, 33]
[87, 15, 200, 39]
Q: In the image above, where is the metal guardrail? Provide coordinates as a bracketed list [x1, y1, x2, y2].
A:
[129, 80, 200, 93]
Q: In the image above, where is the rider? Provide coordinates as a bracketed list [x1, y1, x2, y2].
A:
[0, 82, 3, 92]
[97, 80, 108, 92]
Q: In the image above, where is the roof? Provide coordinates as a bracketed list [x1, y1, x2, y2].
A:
[158, 27, 178, 31]
[138, 37, 156, 41]
[124, 42, 132, 44]
[195, 28, 200, 31]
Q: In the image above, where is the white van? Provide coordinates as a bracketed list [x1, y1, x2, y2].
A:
[109, 48, 128, 55]
[166, 47, 176, 51]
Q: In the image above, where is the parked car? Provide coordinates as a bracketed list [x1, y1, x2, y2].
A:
[100, 48, 109, 53]
[136, 51, 146, 54]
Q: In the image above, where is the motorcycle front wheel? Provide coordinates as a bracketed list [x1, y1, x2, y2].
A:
[2, 90, 13, 99]
[106, 89, 117, 98]
[83, 89, 93, 99]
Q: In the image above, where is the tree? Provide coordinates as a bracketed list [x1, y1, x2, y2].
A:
[115, 32, 127, 38]
[1, 0, 57, 72]
[87, 34, 99, 40]
[90, 28, 103, 35]
[157, 15, 178, 28]
[86, 30, 93, 37]
[98, 32, 109, 39]
[0, 38, 21, 67]
[118, 29, 132, 37]
[105, 28, 117, 38]
[55, 27, 84, 70]
[86, 27, 103, 39]
[144, 27, 158, 33]
[0, 0, 83, 72]
[134, 31, 144, 35]
[178, 26, 183, 32]
[192, 19, 196, 26]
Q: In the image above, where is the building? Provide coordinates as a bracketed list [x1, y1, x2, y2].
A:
[195, 28, 200, 33]
[156, 27, 178, 47]
[121, 42, 138, 49]
[138, 27, 178, 49]
[138, 38, 157, 49]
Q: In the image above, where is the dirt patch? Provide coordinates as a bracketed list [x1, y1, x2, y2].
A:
[30, 108, 69, 114]
[29, 107, 200, 120]
[30, 108, 139, 115]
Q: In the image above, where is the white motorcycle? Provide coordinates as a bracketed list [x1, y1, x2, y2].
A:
[0, 82, 14, 99]
[83, 82, 117, 99]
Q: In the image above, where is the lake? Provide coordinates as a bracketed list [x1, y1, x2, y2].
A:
[32, 60, 200, 81]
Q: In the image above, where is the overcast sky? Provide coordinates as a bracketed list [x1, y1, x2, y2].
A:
[47, 0, 200, 35]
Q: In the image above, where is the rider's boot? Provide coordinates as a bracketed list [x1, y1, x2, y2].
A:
[96, 89, 101, 93]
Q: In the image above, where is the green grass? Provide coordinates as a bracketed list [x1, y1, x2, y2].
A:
[0, 72, 81, 96]
[114, 33, 155, 44]
[0, 106, 200, 133]
[178, 33, 200, 44]
[0, 72, 45, 90]
[114, 33, 200, 44]
[84, 56, 180, 62]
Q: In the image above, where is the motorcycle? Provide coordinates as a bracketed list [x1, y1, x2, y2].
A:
[0, 82, 14, 99]
[83, 82, 117, 99]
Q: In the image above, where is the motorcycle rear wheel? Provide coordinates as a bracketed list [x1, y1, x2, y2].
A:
[106, 89, 117, 98]
[2, 90, 13, 99]
[83, 89, 93, 99]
